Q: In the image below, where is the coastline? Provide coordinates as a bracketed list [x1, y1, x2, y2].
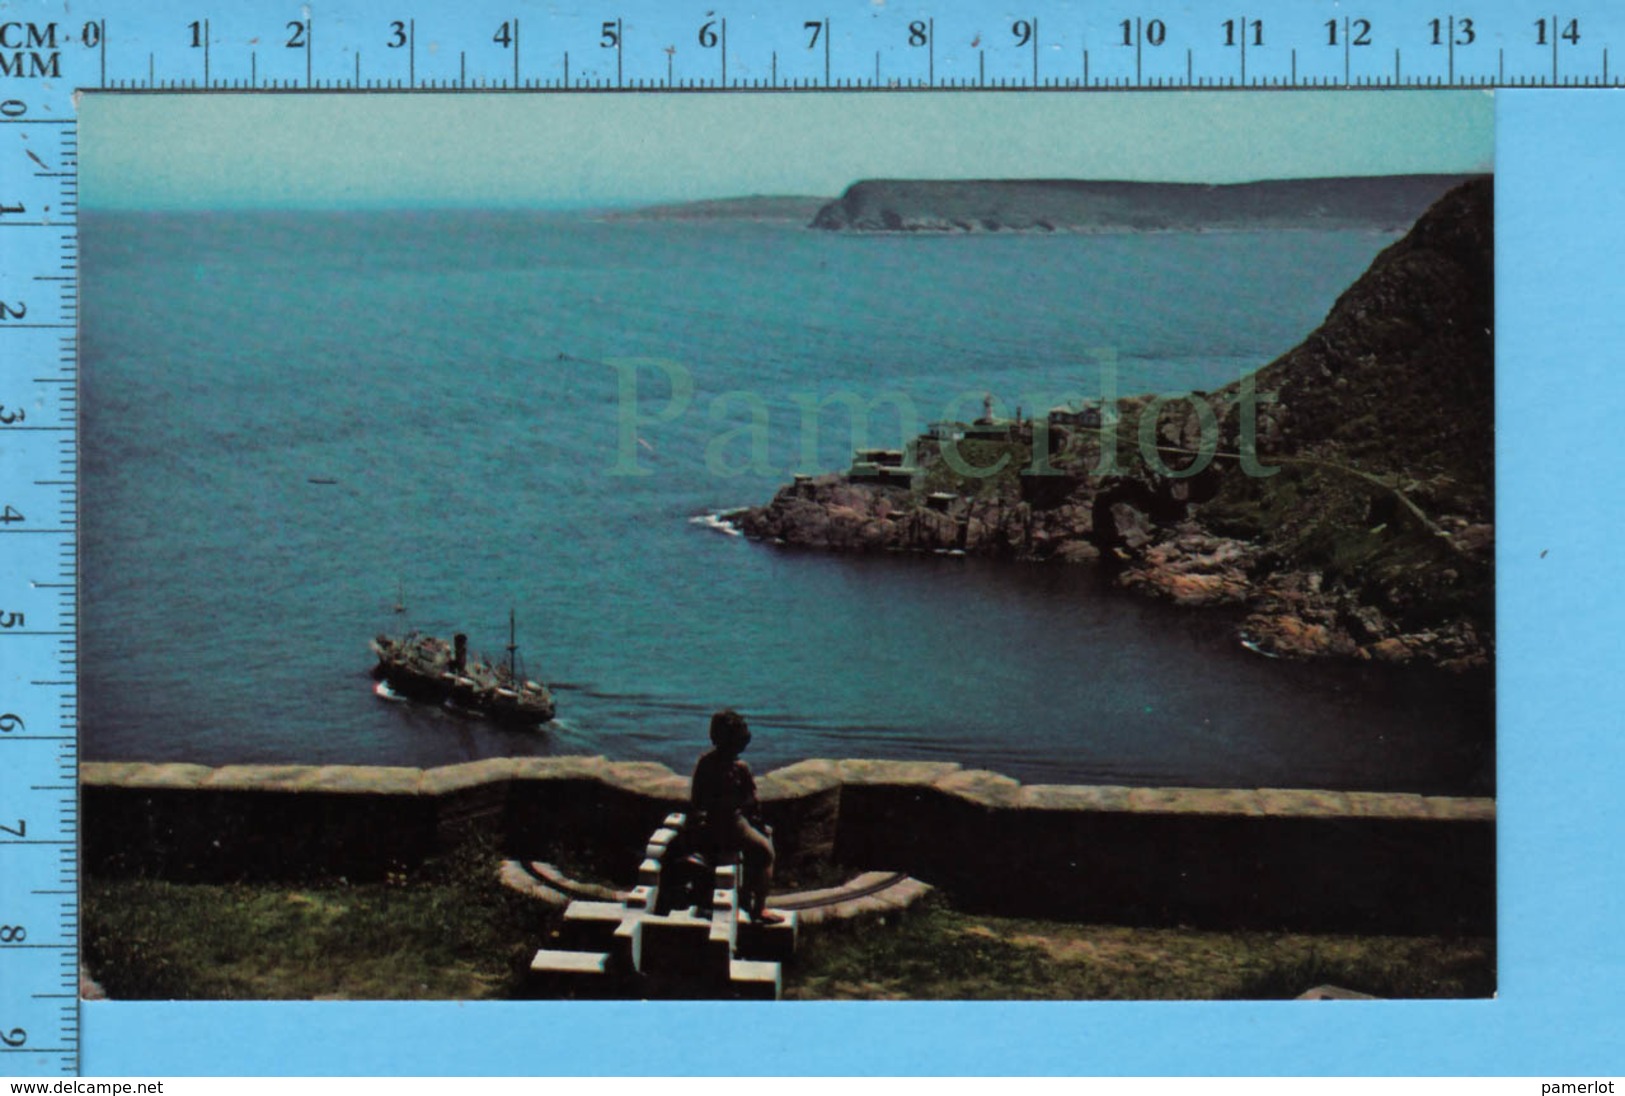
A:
[726, 178, 1494, 672]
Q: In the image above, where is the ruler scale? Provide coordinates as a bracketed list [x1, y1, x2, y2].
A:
[0, 0, 1614, 1077]
[0, 88, 80, 1076]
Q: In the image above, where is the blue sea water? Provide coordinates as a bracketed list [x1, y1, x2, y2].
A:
[79, 210, 1492, 794]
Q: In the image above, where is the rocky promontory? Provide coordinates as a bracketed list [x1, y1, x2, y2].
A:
[739, 178, 1494, 670]
[809, 176, 1478, 234]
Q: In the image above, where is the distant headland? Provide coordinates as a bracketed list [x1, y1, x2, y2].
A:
[807, 176, 1483, 234]
[608, 176, 1482, 235]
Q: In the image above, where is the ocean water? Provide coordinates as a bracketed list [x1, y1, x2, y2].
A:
[79, 210, 1493, 795]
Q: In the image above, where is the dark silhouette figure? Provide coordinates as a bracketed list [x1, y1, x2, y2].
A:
[689, 709, 781, 923]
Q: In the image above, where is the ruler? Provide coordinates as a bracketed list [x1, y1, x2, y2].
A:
[0, 0, 1607, 1079]
[0, 3, 1621, 91]
[0, 71, 79, 1077]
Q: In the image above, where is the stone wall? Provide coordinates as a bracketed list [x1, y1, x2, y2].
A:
[81, 757, 1493, 934]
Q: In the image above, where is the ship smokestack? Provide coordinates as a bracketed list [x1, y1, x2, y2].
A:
[453, 633, 468, 673]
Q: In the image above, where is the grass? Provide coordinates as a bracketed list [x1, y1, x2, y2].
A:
[83, 838, 556, 1000]
[84, 857, 1493, 1001]
[784, 894, 1494, 1001]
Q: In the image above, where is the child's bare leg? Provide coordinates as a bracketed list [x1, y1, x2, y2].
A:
[737, 818, 779, 921]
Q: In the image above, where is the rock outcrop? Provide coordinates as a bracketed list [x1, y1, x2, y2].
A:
[740, 178, 1495, 670]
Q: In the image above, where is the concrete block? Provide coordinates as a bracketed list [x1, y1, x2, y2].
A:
[530, 948, 609, 975]
[639, 909, 715, 977]
[663, 812, 688, 831]
[528, 949, 611, 998]
[624, 885, 657, 911]
[714, 864, 739, 890]
[637, 857, 663, 888]
[613, 918, 643, 973]
[711, 888, 737, 913]
[644, 826, 680, 859]
[736, 910, 798, 963]
[707, 918, 736, 970]
[728, 959, 782, 1001]
[560, 900, 636, 950]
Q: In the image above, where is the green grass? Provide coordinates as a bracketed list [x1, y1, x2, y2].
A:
[83, 839, 556, 1000]
[784, 894, 1494, 1001]
[84, 863, 1493, 1001]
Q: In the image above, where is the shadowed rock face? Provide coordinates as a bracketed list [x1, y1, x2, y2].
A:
[743, 178, 1495, 670]
[809, 176, 1481, 234]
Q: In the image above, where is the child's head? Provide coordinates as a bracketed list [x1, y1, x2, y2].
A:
[709, 708, 751, 754]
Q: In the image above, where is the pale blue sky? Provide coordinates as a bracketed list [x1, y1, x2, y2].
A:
[81, 91, 1493, 210]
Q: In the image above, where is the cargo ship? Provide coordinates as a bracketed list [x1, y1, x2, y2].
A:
[370, 609, 556, 727]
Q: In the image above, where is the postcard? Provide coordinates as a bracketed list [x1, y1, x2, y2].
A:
[14, 48, 1619, 1075]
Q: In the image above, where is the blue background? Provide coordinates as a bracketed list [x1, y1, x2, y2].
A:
[0, 0, 1620, 1076]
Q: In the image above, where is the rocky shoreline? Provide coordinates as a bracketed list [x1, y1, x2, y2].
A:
[732, 178, 1494, 673]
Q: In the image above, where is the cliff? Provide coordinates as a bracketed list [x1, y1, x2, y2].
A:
[809, 176, 1478, 234]
[739, 178, 1494, 669]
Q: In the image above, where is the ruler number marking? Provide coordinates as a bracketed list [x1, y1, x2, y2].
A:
[1328, 19, 1373, 46]
[1535, 18, 1581, 44]
[1121, 19, 1166, 47]
[0, 819, 25, 838]
[1223, 19, 1263, 47]
[1, 1028, 26, 1048]
[0, 926, 26, 943]
[0, 714, 24, 732]
[1430, 17, 1476, 46]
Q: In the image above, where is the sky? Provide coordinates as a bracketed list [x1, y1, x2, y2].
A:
[80, 91, 1494, 210]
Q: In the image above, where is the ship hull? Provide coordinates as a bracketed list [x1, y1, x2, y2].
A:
[370, 633, 556, 727]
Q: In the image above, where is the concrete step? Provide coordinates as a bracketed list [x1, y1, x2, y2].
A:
[558, 899, 635, 951]
[529, 949, 613, 998]
[736, 909, 798, 962]
[728, 958, 782, 1001]
[638, 908, 721, 978]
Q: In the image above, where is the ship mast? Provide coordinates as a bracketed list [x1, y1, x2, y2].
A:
[507, 607, 518, 683]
